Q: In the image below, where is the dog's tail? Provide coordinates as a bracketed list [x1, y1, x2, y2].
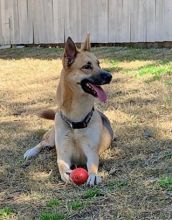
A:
[39, 109, 56, 120]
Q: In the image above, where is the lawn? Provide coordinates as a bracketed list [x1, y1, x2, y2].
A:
[0, 46, 172, 220]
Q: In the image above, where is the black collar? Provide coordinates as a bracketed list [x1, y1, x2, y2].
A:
[60, 107, 94, 129]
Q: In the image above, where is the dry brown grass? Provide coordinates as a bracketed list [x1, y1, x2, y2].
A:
[0, 47, 172, 220]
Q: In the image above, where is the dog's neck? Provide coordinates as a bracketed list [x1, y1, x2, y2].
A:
[62, 93, 94, 122]
[57, 75, 94, 122]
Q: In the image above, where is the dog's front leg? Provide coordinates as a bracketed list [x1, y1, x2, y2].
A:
[56, 139, 73, 183]
[56, 141, 72, 183]
[57, 156, 71, 183]
[83, 147, 102, 186]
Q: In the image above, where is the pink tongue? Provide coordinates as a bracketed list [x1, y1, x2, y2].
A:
[91, 84, 107, 102]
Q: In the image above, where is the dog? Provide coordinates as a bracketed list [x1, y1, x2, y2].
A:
[24, 35, 114, 186]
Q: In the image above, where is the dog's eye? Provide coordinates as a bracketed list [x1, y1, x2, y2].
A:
[82, 62, 92, 70]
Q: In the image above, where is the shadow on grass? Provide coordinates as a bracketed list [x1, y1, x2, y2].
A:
[1, 114, 172, 219]
[0, 47, 63, 60]
[0, 47, 172, 62]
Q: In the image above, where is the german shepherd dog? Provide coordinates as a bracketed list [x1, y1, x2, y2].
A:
[24, 35, 114, 186]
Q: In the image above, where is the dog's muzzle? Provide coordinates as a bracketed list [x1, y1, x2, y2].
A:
[80, 70, 112, 102]
[84, 70, 112, 85]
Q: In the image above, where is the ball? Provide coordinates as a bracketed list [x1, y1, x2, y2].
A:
[70, 168, 89, 185]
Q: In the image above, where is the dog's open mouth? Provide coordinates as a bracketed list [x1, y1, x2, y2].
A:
[81, 81, 107, 102]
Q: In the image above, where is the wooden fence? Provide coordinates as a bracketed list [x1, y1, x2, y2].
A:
[0, 0, 172, 45]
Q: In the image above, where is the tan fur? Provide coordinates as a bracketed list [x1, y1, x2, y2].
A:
[81, 33, 91, 51]
[24, 35, 114, 186]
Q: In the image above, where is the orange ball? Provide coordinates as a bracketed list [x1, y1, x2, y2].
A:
[70, 168, 89, 185]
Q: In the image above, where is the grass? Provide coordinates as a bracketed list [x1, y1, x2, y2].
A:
[67, 200, 84, 210]
[107, 179, 128, 191]
[46, 199, 61, 207]
[158, 177, 172, 191]
[0, 46, 172, 219]
[0, 207, 14, 218]
[82, 188, 103, 199]
[40, 211, 65, 220]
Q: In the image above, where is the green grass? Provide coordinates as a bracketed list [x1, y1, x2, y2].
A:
[46, 199, 61, 207]
[67, 200, 84, 210]
[40, 199, 63, 219]
[40, 211, 65, 220]
[138, 64, 171, 76]
[100, 48, 172, 81]
[120, 62, 172, 80]
[0, 207, 14, 218]
[82, 188, 103, 199]
[107, 179, 128, 190]
[158, 177, 172, 191]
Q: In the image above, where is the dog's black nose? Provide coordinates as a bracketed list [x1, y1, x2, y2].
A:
[100, 71, 112, 83]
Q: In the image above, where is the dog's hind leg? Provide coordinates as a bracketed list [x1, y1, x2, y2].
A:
[24, 127, 55, 160]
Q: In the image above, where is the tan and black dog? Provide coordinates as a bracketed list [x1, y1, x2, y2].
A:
[24, 35, 114, 186]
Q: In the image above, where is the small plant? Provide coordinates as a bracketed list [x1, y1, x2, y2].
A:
[0, 207, 14, 218]
[107, 179, 128, 190]
[68, 200, 83, 210]
[158, 177, 172, 191]
[46, 199, 60, 207]
[83, 188, 103, 199]
[40, 211, 65, 220]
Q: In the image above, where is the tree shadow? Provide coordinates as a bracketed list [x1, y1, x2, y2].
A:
[0, 47, 63, 60]
[0, 46, 172, 62]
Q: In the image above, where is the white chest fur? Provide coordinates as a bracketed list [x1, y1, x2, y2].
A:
[55, 111, 102, 163]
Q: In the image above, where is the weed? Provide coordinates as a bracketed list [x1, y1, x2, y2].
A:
[40, 211, 65, 220]
[107, 179, 128, 190]
[0, 207, 14, 218]
[68, 200, 84, 210]
[158, 177, 172, 191]
[46, 199, 61, 207]
[83, 188, 103, 199]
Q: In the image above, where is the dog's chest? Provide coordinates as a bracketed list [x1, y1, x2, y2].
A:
[71, 133, 86, 164]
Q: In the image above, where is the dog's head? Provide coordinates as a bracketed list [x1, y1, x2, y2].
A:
[59, 34, 112, 103]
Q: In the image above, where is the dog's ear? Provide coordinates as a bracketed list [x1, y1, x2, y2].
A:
[81, 33, 91, 51]
[64, 37, 78, 66]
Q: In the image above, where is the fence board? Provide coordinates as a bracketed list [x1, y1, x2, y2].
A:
[17, 0, 33, 44]
[30, 0, 54, 44]
[53, 0, 65, 43]
[164, 0, 172, 41]
[10, 0, 20, 44]
[0, 0, 11, 44]
[97, 0, 109, 42]
[81, 0, 108, 43]
[130, 0, 147, 42]
[109, 0, 130, 43]
[64, 0, 82, 42]
[155, 0, 165, 41]
[0, 0, 3, 43]
[0, 0, 172, 45]
[146, 0, 156, 42]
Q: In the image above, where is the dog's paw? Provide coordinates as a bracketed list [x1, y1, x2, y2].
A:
[24, 147, 40, 160]
[87, 174, 102, 186]
[60, 170, 71, 183]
